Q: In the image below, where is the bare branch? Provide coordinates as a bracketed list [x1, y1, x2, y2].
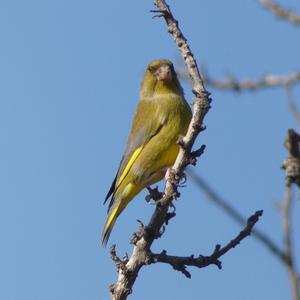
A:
[283, 186, 300, 300]
[178, 68, 300, 91]
[188, 170, 288, 263]
[206, 72, 300, 91]
[202, 72, 300, 91]
[281, 129, 300, 299]
[151, 210, 263, 278]
[260, 0, 300, 26]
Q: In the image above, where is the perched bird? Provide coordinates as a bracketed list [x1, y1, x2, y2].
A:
[102, 59, 192, 245]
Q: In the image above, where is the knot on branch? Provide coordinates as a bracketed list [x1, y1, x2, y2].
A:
[210, 245, 223, 268]
[282, 129, 300, 187]
[167, 168, 181, 185]
[229, 77, 243, 91]
[110, 244, 129, 273]
[153, 250, 192, 278]
[146, 186, 163, 203]
[157, 168, 181, 202]
[109, 284, 132, 298]
[192, 89, 211, 101]
[282, 157, 300, 186]
[199, 245, 223, 269]
[177, 135, 188, 149]
[150, 6, 171, 19]
[165, 203, 176, 225]
[178, 172, 187, 186]
[130, 219, 164, 245]
[189, 145, 206, 166]
[130, 220, 147, 244]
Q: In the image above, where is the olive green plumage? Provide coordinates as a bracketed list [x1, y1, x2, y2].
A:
[102, 59, 192, 245]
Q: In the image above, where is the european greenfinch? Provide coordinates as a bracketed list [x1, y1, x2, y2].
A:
[102, 59, 192, 245]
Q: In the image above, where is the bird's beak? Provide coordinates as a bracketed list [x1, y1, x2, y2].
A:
[155, 64, 172, 81]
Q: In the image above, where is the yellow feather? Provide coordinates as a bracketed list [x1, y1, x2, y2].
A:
[102, 183, 139, 245]
[116, 146, 143, 186]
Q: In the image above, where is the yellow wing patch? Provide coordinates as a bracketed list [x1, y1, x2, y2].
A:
[116, 146, 144, 187]
[105, 182, 134, 228]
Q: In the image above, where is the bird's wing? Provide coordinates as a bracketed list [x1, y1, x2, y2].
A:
[104, 99, 166, 209]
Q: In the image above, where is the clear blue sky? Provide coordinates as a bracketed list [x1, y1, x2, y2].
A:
[1, 0, 300, 299]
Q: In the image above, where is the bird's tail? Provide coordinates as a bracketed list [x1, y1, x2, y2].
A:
[101, 203, 122, 246]
[101, 182, 141, 246]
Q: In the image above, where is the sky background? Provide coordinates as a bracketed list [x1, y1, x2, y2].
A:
[1, 0, 300, 299]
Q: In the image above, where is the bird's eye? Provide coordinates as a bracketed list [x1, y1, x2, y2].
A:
[148, 66, 154, 72]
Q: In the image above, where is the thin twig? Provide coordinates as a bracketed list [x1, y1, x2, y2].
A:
[151, 210, 263, 278]
[205, 72, 300, 91]
[178, 71, 300, 91]
[260, 0, 300, 25]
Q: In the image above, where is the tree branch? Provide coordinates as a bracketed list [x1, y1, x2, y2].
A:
[199, 72, 300, 92]
[281, 129, 300, 299]
[178, 68, 300, 91]
[109, 1, 211, 298]
[260, 0, 300, 26]
[151, 210, 263, 278]
[205, 72, 300, 91]
[282, 186, 300, 300]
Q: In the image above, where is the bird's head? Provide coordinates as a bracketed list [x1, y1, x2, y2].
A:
[140, 59, 184, 98]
